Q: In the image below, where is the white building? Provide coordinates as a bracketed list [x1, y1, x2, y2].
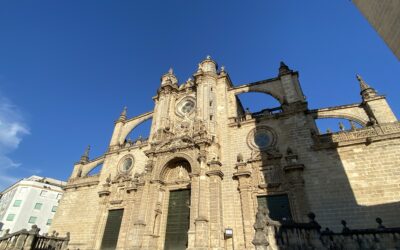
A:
[0, 175, 66, 235]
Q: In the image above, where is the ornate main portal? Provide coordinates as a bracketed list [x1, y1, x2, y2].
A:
[164, 189, 191, 250]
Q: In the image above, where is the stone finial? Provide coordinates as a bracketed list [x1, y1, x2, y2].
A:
[29, 224, 40, 234]
[161, 68, 178, 87]
[121, 106, 127, 116]
[83, 145, 90, 158]
[117, 106, 127, 122]
[350, 120, 357, 130]
[356, 74, 371, 91]
[80, 145, 90, 163]
[206, 55, 211, 60]
[220, 65, 225, 72]
[307, 212, 321, 229]
[279, 61, 292, 76]
[341, 220, 350, 233]
[356, 74, 377, 100]
[339, 122, 345, 131]
[376, 217, 385, 229]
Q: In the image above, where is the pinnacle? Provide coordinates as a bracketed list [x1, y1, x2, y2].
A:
[356, 74, 372, 91]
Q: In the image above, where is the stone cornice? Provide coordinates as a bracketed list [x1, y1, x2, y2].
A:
[206, 169, 224, 178]
[65, 180, 100, 190]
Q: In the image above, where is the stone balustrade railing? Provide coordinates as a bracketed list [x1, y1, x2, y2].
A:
[0, 225, 69, 250]
[315, 121, 400, 146]
[253, 210, 400, 250]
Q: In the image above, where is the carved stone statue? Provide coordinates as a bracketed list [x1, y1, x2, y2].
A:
[252, 206, 269, 249]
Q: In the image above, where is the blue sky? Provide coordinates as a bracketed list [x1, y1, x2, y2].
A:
[0, 1, 399, 189]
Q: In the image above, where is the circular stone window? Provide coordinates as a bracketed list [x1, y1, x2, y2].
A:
[254, 132, 270, 148]
[176, 97, 196, 117]
[119, 156, 134, 174]
[247, 126, 277, 150]
[181, 100, 195, 114]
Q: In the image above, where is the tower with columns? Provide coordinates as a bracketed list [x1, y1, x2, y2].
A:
[50, 57, 400, 250]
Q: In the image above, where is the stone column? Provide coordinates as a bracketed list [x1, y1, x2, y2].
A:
[234, 162, 255, 249]
[92, 181, 112, 250]
[142, 181, 163, 250]
[194, 153, 209, 249]
[206, 160, 224, 249]
[131, 179, 150, 249]
[187, 173, 199, 249]
[283, 163, 308, 222]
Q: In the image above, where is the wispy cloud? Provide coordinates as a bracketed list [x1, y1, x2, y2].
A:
[0, 94, 30, 190]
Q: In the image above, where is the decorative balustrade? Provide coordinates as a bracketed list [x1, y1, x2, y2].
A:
[314, 122, 400, 147]
[0, 225, 69, 250]
[253, 210, 400, 250]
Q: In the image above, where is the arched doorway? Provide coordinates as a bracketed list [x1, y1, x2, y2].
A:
[161, 158, 192, 250]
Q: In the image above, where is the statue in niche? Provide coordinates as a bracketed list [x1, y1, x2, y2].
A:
[177, 165, 184, 179]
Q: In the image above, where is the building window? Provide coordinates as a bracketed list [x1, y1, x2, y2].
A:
[6, 214, 15, 221]
[13, 200, 22, 207]
[28, 216, 37, 224]
[257, 194, 292, 221]
[46, 219, 52, 226]
[56, 193, 62, 200]
[34, 203, 43, 210]
[52, 206, 58, 212]
[40, 190, 47, 197]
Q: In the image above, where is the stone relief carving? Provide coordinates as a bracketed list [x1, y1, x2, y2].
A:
[164, 161, 190, 183]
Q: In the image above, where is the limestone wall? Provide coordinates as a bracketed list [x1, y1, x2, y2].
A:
[305, 137, 400, 231]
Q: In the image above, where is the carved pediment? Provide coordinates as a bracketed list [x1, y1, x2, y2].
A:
[154, 136, 195, 152]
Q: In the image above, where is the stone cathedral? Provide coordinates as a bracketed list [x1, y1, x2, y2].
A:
[50, 57, 400, 250]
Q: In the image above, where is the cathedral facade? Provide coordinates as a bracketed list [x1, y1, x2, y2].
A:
[50, 57, 400, 250]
